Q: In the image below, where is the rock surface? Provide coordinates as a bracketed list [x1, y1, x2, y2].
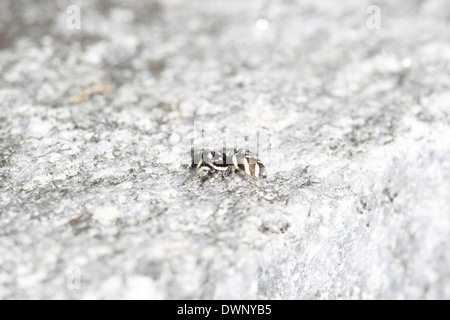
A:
[0, 0, 449, 299]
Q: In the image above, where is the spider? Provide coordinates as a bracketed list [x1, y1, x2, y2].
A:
[186, 147, 266, 188]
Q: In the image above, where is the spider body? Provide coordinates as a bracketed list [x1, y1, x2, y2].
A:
[187, 148, 265, 188]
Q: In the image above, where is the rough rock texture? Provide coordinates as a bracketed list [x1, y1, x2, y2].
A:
[0, 0, 449, 299]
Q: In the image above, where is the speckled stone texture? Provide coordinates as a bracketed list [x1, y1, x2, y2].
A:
[0, 0, 449, 299]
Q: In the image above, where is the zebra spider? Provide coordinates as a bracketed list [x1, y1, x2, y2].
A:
[186, 147, 266, 187]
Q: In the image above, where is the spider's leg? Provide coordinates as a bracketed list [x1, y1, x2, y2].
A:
[182, 164, 205, 185]
[182, 170, 200, 185]
[183, 164, 211, 185]
[254, 178, 263, 191]
[245, 174, 265, 191]
[228, 167, 236, 191]
[197, 165, 211, 177]
[199, 166, 216, 186]
[220, 168, 227, 180]
[223, 165, 233, 176]
[207, 170, 221, 185]
[196, 158, 203, 169]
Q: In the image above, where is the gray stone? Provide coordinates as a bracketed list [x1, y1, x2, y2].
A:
[0, 0, 449, 299]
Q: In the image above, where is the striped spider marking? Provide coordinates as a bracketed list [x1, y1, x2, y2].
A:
[184, 148, 266, 189]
